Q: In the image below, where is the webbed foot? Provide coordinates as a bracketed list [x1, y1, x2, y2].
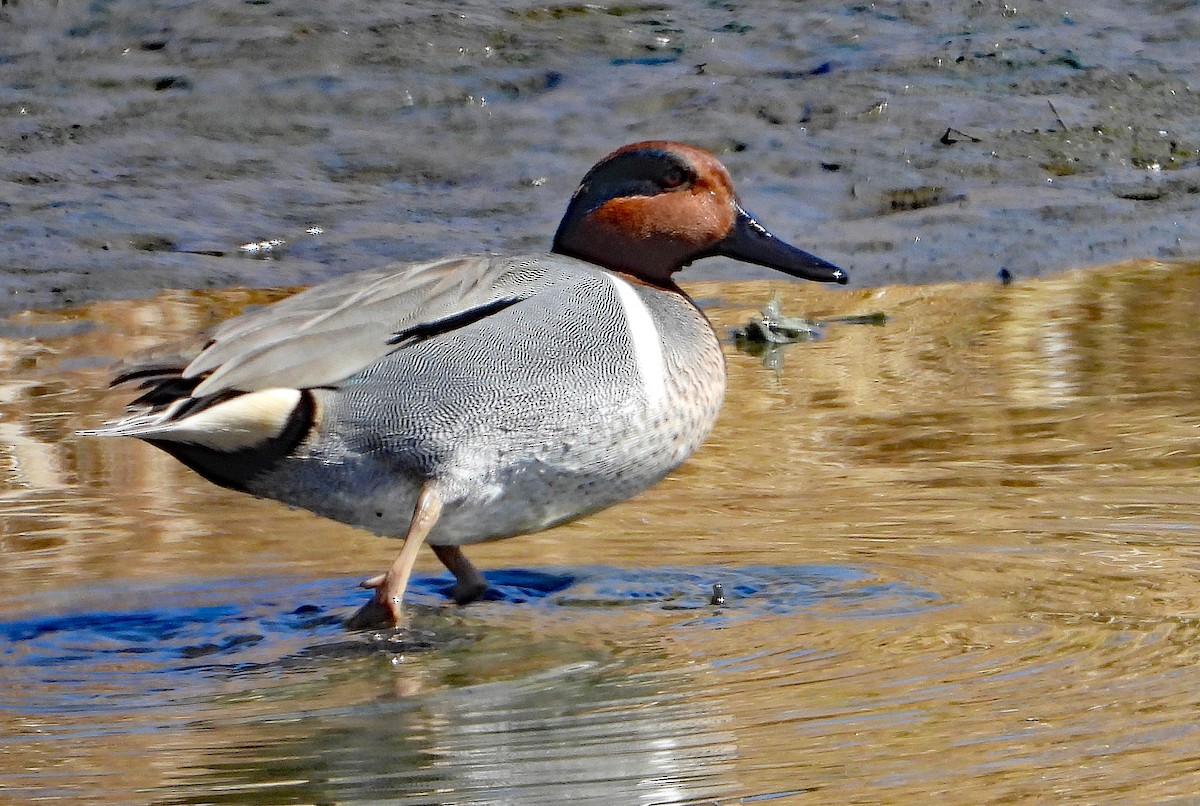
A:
[345, 588, 404, 630]
[432, 544, 488, 605]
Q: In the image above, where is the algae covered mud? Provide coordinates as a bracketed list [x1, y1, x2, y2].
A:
[3, 260, 1200, 802]
[4, 0, 1200, 315]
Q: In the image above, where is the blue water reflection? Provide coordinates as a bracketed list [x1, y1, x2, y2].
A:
[0, 564, 940, 803]
[1, 565, 940, 699]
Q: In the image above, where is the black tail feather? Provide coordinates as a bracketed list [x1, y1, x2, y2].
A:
[127, 376, 204, 409]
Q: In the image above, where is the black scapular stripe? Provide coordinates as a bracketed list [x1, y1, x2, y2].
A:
[388, 297, 523, 348]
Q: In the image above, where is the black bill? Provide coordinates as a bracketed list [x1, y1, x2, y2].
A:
[711, 202, 848, 285]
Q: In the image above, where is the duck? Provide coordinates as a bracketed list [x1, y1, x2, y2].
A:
[84, 141, 848, 629]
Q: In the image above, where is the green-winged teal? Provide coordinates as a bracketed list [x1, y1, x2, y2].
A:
[85, 141, 848, 628]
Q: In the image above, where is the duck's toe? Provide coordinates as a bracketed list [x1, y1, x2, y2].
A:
[359, 573, 386, 589]
[345, 591, 405, 631]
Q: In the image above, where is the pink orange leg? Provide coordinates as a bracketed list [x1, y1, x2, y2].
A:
[431, 544, 489, 605]
[346, 483, 444, 630]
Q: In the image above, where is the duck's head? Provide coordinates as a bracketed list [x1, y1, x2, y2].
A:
[552, 141, 848, 287]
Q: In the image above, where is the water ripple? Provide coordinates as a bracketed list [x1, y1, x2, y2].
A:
[0, 564, 940, 804]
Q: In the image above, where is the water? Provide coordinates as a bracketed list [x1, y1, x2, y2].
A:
[5, 0, 1200, 799]
[0, 568, 931, 804]
[3, 260, 1200, 802]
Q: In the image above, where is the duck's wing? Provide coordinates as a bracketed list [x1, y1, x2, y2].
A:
[81, 253, 584, 456]
[177, 254, 559, 401]
[83, 253, 571, 446]
[100, 253, 575, 418]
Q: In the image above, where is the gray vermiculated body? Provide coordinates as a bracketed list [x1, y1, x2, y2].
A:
[240, 259, 726, 545]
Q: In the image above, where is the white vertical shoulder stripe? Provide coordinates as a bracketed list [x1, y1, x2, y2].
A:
[604, 274, 667, 408]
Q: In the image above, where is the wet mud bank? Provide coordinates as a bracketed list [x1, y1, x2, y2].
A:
[3, 1, 1200, 316]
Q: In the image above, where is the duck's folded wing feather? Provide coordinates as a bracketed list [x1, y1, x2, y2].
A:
[183, 254, 556, 398]
[116, 254, 557, 405]
[80, 253, 586, 449]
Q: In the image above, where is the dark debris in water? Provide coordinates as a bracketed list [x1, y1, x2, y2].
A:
[731, 297, 888, 368]
[732, 297, 824, 347]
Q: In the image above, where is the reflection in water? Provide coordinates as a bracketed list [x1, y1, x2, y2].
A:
[0, 567, 934, 804]
[160, 662, 738, 806]
[0, 576, 729, 805]
[3, 261, 1200, 802]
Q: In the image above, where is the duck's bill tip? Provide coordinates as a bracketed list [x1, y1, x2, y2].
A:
[716, 204, 849, 285]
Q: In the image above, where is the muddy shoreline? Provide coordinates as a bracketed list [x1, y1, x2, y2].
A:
[4, 1, 1200, 317]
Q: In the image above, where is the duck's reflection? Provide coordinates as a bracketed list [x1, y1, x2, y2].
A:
[158, 658, 740, 805]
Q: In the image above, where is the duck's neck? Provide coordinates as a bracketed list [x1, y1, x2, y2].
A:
[551, 234, 683, 289]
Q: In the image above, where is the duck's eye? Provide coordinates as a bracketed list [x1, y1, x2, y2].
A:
[660, 166, 690, 190]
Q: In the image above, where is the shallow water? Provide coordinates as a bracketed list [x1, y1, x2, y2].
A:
[3, 260, 1200, 803]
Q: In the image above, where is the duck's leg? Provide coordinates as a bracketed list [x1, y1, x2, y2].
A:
[431, 545, 489, 604]
[346, 483, 444, 630]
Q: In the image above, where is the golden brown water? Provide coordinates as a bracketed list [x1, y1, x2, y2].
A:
[3, 261, 1200, 803]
